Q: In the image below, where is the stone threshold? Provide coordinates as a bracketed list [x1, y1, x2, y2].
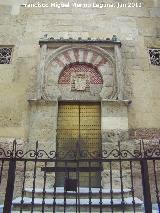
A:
[24, 187, 131, 194]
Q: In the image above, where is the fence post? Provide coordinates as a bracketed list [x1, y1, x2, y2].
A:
[3, 159, 16, 213]
[140, 158, 152, 213]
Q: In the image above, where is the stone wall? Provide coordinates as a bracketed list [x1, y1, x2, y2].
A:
[0, 0, 159, 145]
[28, 100, 58, 150]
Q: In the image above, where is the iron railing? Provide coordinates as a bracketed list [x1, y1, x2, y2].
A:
[0, 139, 160, 213]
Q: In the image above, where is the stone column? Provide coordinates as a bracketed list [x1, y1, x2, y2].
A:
[37, 44, 47, 99]
[114, 45, 124, 100]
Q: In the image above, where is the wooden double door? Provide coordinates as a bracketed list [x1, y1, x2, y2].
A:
[56, 102, 102, 187]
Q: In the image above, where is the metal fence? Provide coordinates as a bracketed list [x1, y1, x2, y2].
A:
[0, 140, 160, 213]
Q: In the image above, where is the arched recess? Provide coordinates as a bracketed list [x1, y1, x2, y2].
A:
[41, 45, 117, 101]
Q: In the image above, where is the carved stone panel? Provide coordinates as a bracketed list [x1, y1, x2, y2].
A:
[72, 73, 88, 91]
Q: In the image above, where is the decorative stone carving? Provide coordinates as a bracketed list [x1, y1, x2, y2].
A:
[58, 62, 103, 96]
[72, 73, 87, 91]
[39, 45, 118, 101]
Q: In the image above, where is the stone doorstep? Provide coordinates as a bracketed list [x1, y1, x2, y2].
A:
[24, 187, 131, 194]
[12, 188, 144, 212]
[12, 197, 143, 205]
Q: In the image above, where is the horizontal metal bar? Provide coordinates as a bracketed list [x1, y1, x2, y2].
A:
[1, 157, 160, 161]
[41, 166, 103, 172]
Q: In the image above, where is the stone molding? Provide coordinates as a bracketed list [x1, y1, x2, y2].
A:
[39, 37, 121, 46]
[28, 98, 58, 104]
[101, 99, 132, 105]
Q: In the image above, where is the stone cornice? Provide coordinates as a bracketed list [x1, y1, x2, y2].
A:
[39, 36, 121, 47]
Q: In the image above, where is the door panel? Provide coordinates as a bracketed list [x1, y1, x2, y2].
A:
[80, 103, 101, 154]
[57, 103, 79, 152]
[56, 102, 101, 187]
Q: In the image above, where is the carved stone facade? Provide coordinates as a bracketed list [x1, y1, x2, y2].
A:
[37, 43, 121, 101]
[26, 40, 130, 149]
[0, 0, 160, 200]
[0, 0, 159, 163]
[0, 0, 159, 147]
